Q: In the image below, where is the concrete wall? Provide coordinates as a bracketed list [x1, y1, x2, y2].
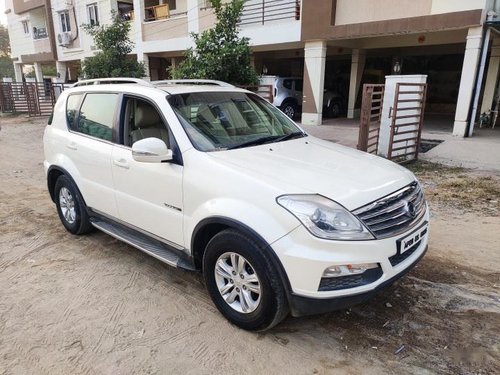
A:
[6, 0, 52, 61]
[7, 0, 36, 59]
[198, 7, 216, 32]
[51, 0, 117, 62]
[335, 0, 487, 25]
[142, 16, 189, 41]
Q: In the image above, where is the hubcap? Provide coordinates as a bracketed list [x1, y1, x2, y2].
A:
[59, 187, 76, 225]
[283, 106, 294, 118]
[214, 252, 261, 314]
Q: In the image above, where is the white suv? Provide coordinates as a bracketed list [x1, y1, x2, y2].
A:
[43, 78, 429, 331]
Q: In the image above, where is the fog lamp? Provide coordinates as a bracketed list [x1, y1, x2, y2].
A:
[323, 263, 379, 278]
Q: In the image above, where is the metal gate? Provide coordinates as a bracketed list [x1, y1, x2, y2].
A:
[0, 82, 64, 117]
[387, 83, 427, 162]
[357, 84, 385, 154]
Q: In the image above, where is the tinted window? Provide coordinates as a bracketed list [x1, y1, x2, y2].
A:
[77, 93, 118, 141]
[283, 79, 293, 90]
[294, 79, 303, 91]
[66, 94, 82, 130]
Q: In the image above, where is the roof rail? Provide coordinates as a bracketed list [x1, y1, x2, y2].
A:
[153, 79, 235, 88]
[72, 78, 154, 88]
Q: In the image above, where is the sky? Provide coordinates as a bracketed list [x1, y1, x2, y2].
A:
[0, 2, 7, 25]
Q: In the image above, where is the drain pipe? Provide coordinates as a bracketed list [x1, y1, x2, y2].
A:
[467, 27, 491, 137]
[467, 8, 499, 137]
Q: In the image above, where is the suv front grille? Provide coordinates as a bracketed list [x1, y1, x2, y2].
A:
[353, 182, 426, 239]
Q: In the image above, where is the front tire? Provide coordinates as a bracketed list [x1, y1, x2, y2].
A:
[203, 229, 288, 331]
[281, 102, 297, 119]
[54, 175, 93, 235]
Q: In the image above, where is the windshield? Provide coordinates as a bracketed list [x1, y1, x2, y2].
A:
[167, 91, 304, 151]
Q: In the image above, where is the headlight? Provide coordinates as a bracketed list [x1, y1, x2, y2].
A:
[277, 195, 374, 240]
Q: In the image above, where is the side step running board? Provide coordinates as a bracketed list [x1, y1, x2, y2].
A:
[90, 218, 196, 271]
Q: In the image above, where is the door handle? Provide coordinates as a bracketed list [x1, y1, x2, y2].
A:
[66, 142, 77, 150]
[113, 158, 130, 169]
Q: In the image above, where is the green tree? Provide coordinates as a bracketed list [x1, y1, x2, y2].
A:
[81, 13, 145, 78]
[0, 25, 14, 79]
[172, 0, 258, 85]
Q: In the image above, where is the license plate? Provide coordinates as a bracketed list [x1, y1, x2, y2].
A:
[397, 222, 428, 254]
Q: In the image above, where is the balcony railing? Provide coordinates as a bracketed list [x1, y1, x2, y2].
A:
[32, 27, 48, 40]
[239, 0, 301, 26]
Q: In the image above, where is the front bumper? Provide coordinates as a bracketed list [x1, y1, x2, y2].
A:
[288, 245, 427, 316]
[270, 210, 429, 316]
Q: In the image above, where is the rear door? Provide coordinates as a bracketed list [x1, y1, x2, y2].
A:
[110, 95, 184, 247]
[65, 92, 119, 218]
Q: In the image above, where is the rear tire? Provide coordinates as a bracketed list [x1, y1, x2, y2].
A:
[203, 229, 288, 331]
[54, 175, 93, 235]
[327, 101, 341, 118]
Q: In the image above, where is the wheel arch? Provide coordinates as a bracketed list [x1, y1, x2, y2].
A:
[47, 166, 86, 207]
[280, 97, 299, 108]
[191, 216, 293, 301]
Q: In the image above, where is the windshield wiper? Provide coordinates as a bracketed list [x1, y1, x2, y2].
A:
[228, 135, 282, 150]
[228, 132, 306, 150]
[272, 132, 306, 143]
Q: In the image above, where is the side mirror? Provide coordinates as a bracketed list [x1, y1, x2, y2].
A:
[132, 137, 173, 163]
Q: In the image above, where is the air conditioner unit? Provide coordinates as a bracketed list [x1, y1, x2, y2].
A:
[57, 32, 72, 47]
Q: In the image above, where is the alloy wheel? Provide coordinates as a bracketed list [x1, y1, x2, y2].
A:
[214, 252, 262, 313]
[59, 187, 76, 225]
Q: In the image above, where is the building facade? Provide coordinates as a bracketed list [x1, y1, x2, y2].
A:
[5, 0, 500, 137]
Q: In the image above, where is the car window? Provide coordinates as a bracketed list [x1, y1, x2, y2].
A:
[294, 79, 303, 91]
[283, 79, 293, 90]
[66, 94, 82, 130]
[122, 97, 170, 147]
[168, 91, 302, 152]
[76, 93, 118, 142]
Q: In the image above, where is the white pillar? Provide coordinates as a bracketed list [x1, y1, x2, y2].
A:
[133, 0, 145, 26]
[480, 38, 500, 115]
[301, 40, 327, 126]
[453, 27, 483, 137]
[13, 63, 23, 82]
[138, 52, 150, 80]
[133, 0, 148, 79]
[55, 61, 67, 83]
[347, 49, 366, 119]
[33, 62, 44, 82]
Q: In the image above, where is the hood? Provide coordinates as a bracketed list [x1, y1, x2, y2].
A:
[208, 136, 415, 210]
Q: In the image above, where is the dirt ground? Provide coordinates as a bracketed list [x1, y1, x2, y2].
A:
[0, 115, 499, 375]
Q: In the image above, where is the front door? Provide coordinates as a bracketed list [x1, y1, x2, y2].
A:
[111, 96, 184, 247]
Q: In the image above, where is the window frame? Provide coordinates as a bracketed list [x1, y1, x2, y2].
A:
[117, 94, 183, 165]
[59, 10, 71, 33]
[65, 93, 84, 130]
[87, 3, 99, 26]
[66, 92, 120, 145]
[167, 0, 177, 11]
[21, 20, 30, 36]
